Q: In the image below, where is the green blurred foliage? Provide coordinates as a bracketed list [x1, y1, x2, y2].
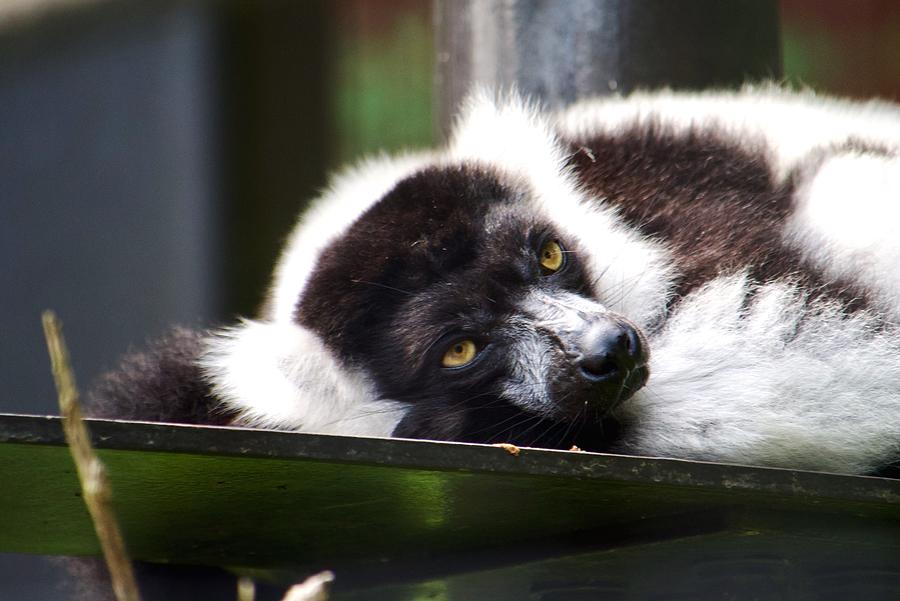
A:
[781, 0, 900, 100]
[331, 1, 434, 166]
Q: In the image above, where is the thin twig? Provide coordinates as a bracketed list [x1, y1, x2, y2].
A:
[281, 571, 334, 601]
[237, 577, 256, 601]
[42, 310, 143, 601]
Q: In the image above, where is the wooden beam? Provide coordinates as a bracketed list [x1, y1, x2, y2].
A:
[1, 413, 897, 592]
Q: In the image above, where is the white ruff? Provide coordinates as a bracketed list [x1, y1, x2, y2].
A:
[200, 320, 407, 436]
[616, 275, 900, 474]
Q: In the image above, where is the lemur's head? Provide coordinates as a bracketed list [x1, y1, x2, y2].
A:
[208, 94, 673, 448]
[293, 163, 647, 446]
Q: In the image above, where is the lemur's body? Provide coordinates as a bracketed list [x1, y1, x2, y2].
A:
[91, 86, 900, 475]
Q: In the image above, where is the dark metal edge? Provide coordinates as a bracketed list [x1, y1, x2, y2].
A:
[2, 413, 897, 505]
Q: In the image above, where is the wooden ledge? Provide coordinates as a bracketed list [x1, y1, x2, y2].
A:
[1, 413, 897, 594]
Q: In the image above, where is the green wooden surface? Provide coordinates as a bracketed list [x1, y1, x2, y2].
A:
[1, 413, 898, 595]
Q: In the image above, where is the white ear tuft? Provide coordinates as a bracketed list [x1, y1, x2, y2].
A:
[449, 89, 570, 183]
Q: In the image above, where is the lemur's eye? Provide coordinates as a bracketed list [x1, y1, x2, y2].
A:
[539, 239, 565, 274]
[442, 339, 478, 368]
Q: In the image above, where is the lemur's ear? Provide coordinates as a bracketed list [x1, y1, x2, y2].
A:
[200, 319, 407, 436]
[264, 154, 436, 324]
[448, 89, 571, 185]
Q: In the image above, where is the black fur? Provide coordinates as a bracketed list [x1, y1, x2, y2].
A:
[87, 327, 233, 425]
[66, 95, 900, 601]
[71, 330, 256, 601]
[393, 398, 624, 451]
[297, 165, 514, 356]
[565, 124, 872, 313]
[289, 128, 881, 449]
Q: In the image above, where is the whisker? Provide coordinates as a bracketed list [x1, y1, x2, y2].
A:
[497, 413, 544, 440]
[350, 279, 414, 296]
[553, 399, 583, 447]
[516, 414, 552, 442]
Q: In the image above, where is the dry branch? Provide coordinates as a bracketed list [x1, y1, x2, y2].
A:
[281, 571, 334, 601]
[42, 310, 143, 601]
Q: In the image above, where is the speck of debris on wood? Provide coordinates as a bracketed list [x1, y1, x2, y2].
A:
[494, 443, 521, 456]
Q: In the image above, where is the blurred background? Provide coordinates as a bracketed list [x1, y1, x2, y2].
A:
[1, 0, 898, 598]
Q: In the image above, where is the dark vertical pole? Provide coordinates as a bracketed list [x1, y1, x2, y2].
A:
[435, 0, 782, 135]
[220, 1, 330, 317]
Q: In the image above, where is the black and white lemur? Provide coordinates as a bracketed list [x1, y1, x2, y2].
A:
[90, 85, 900, 476]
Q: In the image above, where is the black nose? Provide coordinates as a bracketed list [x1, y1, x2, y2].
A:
[577, 320, 644, 382]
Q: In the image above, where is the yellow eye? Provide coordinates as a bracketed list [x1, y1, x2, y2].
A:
[539, 239, 564, 273]
[442, 339, 478, 368]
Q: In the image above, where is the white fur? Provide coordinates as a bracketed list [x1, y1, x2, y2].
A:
[549, 88, 900, 472]
[785, 152, 900, 319]
[539, 202, 675, 330]
[271, 91, 676, 331]
[617, 274, 900, 474]
[522, 288, 614, 334]
[555, 84, 900, 181]
[200, 320, 407, 436]
[448, 91, 677, 329]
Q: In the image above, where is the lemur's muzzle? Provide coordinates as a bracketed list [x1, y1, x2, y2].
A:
[578, 320, 644, 380]
[574, 317, 648, 411]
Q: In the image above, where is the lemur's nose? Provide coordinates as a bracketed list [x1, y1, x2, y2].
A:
[577, 320, 644, 382]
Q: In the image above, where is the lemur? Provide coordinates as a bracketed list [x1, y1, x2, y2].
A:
[90, 86, 900, 476]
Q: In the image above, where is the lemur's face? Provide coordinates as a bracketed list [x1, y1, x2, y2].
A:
[297, 166, 648, 449]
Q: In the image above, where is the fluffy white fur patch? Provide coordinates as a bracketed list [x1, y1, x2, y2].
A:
[200, 320, 407, 436]
[555, 84, 900, 181]
[537, 201, 676, 330]
[785, 152, 900, 319]
[616, 274, 900, 474]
